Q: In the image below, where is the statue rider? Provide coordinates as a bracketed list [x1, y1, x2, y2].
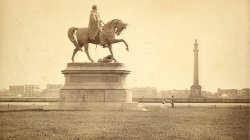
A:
[88, 5, 107, 48]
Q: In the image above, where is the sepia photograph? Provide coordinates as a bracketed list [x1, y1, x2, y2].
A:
[0, 0, 249, 139]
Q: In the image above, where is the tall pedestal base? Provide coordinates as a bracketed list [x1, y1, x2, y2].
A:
[190, 85, 203, 98]
[58, 63, 141, 111]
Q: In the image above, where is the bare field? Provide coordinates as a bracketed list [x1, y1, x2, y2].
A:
[0, 108, 249, 140]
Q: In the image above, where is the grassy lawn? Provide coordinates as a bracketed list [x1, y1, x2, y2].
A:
[0, 108, 249, 140]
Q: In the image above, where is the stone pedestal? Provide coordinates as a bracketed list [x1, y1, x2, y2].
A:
[190, 85, 203, 98]
[58, 63, 140, 110]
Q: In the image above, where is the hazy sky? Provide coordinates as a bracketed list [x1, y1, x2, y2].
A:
[0, 0, 249, 92]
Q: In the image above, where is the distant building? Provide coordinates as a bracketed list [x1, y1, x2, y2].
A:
[237, 88, 249, 99]
[220, 94, 229, 99]
[217, 88, 238, 98]
[132, 87, 208, 98]
[216, 88, 249, 99]
[157, 89, 206, 98]
[217, 88, 238, 95]
[168, 89, 191, 98]
[0, 89, 11, 97]
[132, 87, 157, 98]
[204, 91, 217, 98]
[9, 85, 40, 97]
[46, 84, 63, 92]
[157, 89, 191, 98]
[156, 90, 169, 98]
[41, 84, 63, 97]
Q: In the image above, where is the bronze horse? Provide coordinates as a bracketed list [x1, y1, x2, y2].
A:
[68, 19, 128, 62]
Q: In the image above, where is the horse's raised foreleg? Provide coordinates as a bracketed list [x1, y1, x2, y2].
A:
[109, 39, 129, 52]
[84, 44, 94, 63]
[108, 45, 117, 62]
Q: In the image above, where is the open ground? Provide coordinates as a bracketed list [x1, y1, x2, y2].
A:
[0, 108, 249, 140]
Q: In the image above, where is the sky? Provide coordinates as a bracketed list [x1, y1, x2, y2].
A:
[0, 0, 249, 92]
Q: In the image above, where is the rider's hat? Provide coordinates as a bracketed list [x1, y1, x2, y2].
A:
[92, 5, 97, 10]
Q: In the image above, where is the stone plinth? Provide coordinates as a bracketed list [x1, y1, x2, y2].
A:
[190, 85, 203, 98]
[58, 63, 140, 110]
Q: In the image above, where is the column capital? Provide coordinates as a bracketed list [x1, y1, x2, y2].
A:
[193, 39, 199, 51]
[194, 39, 198, 47]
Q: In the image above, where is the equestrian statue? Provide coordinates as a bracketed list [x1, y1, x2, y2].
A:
[68, 4, 129, 62]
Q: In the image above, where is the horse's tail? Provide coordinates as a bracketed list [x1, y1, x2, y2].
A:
[68, 27, 79, 47]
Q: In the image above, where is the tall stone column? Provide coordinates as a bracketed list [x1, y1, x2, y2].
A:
[190, 39, 202, 98]
[193, 39, 199, 85]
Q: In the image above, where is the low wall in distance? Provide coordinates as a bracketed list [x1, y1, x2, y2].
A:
[0, 97, 59, 102]
[133, 98, 250, 103]
[0, 97, 249, 103]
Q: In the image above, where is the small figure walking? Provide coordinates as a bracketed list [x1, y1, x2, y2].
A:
[171, 96, 175, 108]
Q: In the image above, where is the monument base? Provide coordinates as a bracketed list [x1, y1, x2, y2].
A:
[190, 84, 203, 98]
[55, 63, 142, 111]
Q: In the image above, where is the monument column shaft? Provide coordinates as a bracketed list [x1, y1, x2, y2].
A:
[190, 39, 202, 98]
[193, 49, 199, 85]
